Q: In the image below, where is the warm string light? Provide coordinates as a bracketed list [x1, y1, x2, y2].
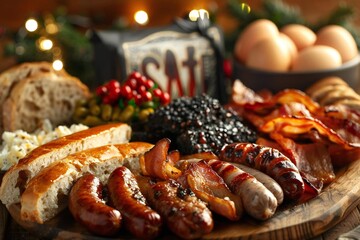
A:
[134, 10, 149, 25]
[23, 15, 64, 71]
[188, 9, 209, 21]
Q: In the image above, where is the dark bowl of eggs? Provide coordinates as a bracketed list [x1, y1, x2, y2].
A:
[232, 19, 360, 93]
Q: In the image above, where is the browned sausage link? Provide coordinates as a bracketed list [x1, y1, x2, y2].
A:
[68, 174, 121, 237]
[219, 143, 304, 200]
[137, 176, 214, 239]
[232, 163, 284, 205]
[107, 166, 162, 239]
[207, 159, 277, 220]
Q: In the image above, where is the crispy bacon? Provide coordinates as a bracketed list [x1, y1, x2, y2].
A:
[141, 138, 182, 180]
[178, 160, 243, 221]
[260, 116, 360, 149]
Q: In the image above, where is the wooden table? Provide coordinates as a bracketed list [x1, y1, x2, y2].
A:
[1, 202, 360, 240]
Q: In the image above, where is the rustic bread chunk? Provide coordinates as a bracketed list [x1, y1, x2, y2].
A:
[2, 71, 90, 133]
[20, 142, 153, 223]
[0, 123, 132, 207]
[0, 62, 69, 133]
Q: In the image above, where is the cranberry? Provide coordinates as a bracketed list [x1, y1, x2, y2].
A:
[145, 79, 155, 89]
[128, 71, 142, 80]
[106, 79, 120, 88]
[126, 78, 138, 89]
[95, 86, 107, 96]
[134, 94, 143, 105]
[102, 95, 113, 104]
[120, 85, 132, 100]
[161, 92, 171, 105]
[153, 88, 163, 98]
[137, 76, 147, 86]
[108, 87, 121, 100]
[141, 91, 152, 102]
[137, 85, 147, 94]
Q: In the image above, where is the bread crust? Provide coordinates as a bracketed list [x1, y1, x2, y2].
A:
[0, 123, 132, 207]
[20, 142, 153, 223]
[0, 62, 69, 133]
[2, 71, 90, 132]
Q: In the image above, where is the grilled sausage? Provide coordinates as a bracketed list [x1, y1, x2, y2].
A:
[68, 174, 121, 236]
[136, 176, 213, 239]
[107, 166, 162, 239]
[232, 163, 284, 205]
[219, 143, 305, 200]
[207, 159, 277, 220]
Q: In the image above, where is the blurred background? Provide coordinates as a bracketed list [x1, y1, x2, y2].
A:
[0, 0, 359, 83]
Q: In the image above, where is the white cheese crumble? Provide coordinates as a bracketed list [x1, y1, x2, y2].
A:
[0, 120, 88, 171]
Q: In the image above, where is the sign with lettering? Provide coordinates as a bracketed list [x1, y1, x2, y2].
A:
[91, 20, 227, 102]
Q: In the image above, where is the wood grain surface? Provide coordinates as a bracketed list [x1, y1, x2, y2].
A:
[1, 158, 360, 240]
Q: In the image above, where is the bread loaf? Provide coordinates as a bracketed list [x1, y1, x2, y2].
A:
[3, 71, 90, 133]
[0, 62, 69, 133]
[20, 142, 153, 223]
[0, 123, 131, 207]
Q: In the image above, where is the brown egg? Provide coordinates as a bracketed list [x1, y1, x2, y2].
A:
[234, 19, 279, 63]
[246, 36, 291, 72]
[281, 24, 316, 51]
[279, 33, 298, 65]
[292, 45, 342, 71]
[315, 25, 358, 63]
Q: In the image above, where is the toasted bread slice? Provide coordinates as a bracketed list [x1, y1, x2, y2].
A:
[3, 71, 90, 133]
[0, 123, 131, 207]
[0, 62, 69, 133]
[20, 142, 153, 223]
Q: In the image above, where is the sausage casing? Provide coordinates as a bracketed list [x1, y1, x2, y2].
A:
[220, 143, 304, 200]
[107, 166, 162, 239]
[207, 159, 277, 220]
[68, 174, 121, 236]
[137, 176, 214, 239]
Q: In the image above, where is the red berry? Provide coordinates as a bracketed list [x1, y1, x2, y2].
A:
[128, 71, 142, 80]
[145, 79, 155, 89]
[135, 94, 143, 105]
[153, 88, 163, 98]
[137, 76, 147, 86]
[108, 87, 121, 100]
[161, 92, 171, 105]
[95, 86, 107, 96]
[121, 85, 132, 99]
[126, 78, 138, 89]
[106, 79, 120, 90]
[102, 95, 113, 104]
[137, 85, 147, 94]
[141, 91, 152, 102]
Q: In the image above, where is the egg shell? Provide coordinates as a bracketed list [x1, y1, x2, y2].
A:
[246, 36, 291, 72]
[279, 33, 298, 65]
[315, 25, 358, 63]
[234, 19, 279, 63]
[281, 24, 316, 51]
[292, 45, 342, 71]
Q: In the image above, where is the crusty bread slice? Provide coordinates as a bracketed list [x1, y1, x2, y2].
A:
[0, 62, 69, 133]
[0, 123, 132, 207]
[2, 71, 90, 133]
[20, 142, 153, 223]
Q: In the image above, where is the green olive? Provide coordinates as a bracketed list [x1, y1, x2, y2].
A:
[90, 104, 101, 116]
[101, 104, 113, 121]
[74, 106, 89, 118]
[138, 108, 154, 122]
[76, 99, 88, 107]
[81, 115, 104, 127]
[119, 105, 135, 122]
[141, 101, 155, 109]
[88, 97, 99, 107]
[111, 107, 121, 121]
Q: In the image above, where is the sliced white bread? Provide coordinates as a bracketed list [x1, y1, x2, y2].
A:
[20, 142, 153, 223]
[2, 71, 90, 133]
[0, 62, 69, 133]
[0, 123, 131, 207]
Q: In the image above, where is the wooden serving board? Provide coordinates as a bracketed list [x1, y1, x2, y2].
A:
[6, 159, 360, 240]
